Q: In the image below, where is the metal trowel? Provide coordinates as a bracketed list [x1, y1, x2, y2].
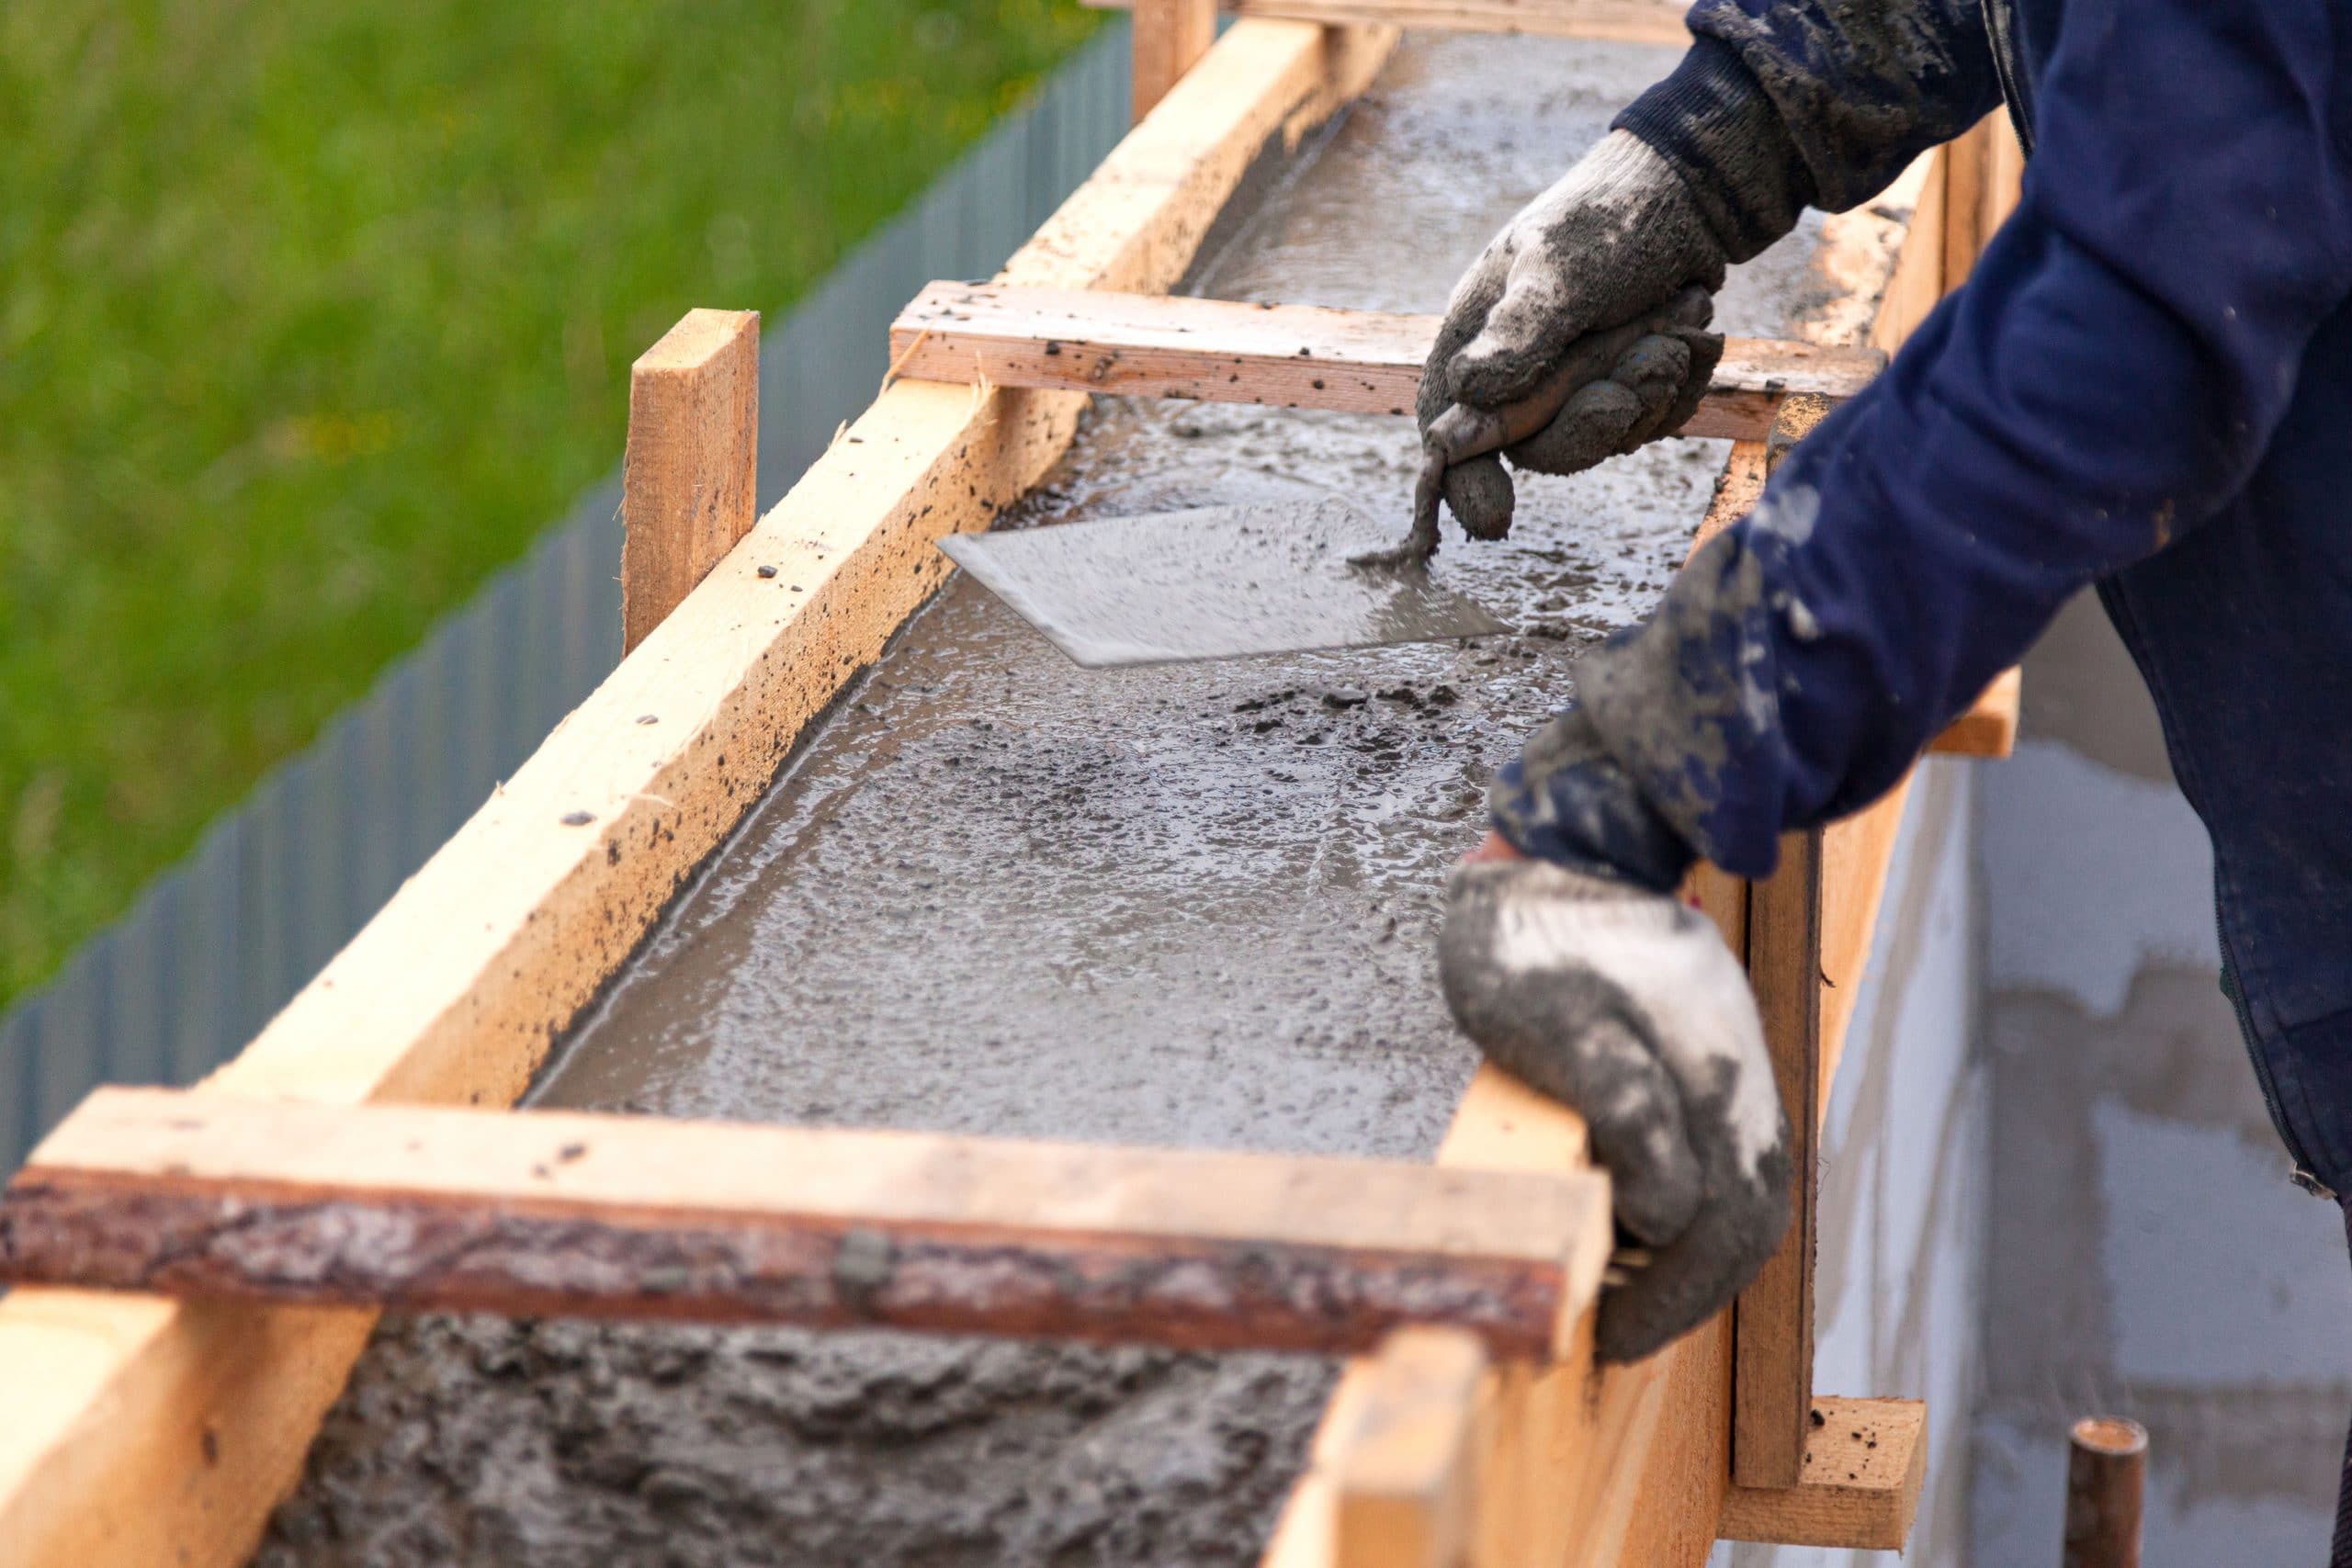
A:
[936, 499, 1509, 669]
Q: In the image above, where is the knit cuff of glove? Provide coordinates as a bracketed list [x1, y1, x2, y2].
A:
[1612, 36, 1815, 264]
[1488, 737, 1697, 896]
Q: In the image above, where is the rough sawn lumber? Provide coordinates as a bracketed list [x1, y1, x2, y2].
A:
[0, 22, 1401, 1568]
[1, 1089, 1610, 1360]
[621, 309, 761, 654]
[1717, 1397, 1928, 1550]
[1729, 393, 1834, 1492]
[892, 281, 1886, 441]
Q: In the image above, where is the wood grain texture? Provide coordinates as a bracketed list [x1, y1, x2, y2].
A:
[1133, 0, 1220, 122]
[1, 1090, 1606, 1359]
[1086, 0, 1691, 47]
[1717, 1397, 1928, 1549]
[1731, 827, 1823, 1491]
[1730, 399, 1836, 1488]
[621, 309, 760, 653]
[0, 23, 1401, 1568]
[891, 281, 1886, 441]
[1939, 117, 1987, 294]
[1332, 1328, 1491, 1568]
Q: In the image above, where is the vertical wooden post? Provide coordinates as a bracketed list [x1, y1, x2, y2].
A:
[1132, 0, 1218, 123]
[1730, 392, 1833, 1491]
[1942, 111, 2028, 293]
[1333, 1327, 1490, 1568]
[2063, 1417, 2148, 1568]
[621, 308, 760, 654]
[1939, 118, 1988, 293]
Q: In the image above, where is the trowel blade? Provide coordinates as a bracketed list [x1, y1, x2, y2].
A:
[936, 500, 1510, 669]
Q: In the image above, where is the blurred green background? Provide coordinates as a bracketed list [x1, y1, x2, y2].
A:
[0, 0, 1101, 1007]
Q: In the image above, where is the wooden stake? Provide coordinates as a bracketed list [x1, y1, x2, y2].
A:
[2063, 1417, 2147, 1568]
[1730, 392, 1833, 1491]
[1133, 0, 1219, 122]
[0, 1089, 1610, 1361]
[621, 309, 759, 653]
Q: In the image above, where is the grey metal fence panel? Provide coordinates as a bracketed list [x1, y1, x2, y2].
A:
[0, 25, 1132, 1175]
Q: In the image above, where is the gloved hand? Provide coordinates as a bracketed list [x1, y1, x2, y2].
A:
[1418, 130, 1734, 540]
[1438, 841, 1791, 1365]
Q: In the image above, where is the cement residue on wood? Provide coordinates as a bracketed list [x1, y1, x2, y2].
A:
[263, 32, 1904, 1567]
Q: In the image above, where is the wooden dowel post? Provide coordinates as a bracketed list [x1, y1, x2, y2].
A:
[2063, 1417, 2147, 1568]
[1132, 0, 1218, 122]
[621, 309, 760, 653]
[1731, 392, 1833, 1491]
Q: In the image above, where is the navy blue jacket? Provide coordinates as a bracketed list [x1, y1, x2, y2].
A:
[1532, 1, 2352, 1192]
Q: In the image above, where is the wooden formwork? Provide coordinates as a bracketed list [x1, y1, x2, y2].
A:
[0, 12, 2025, 1567]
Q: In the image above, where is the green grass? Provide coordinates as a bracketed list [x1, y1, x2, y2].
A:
[0, 0, 1102, 1005]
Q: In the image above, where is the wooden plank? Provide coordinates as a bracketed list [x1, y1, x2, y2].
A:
[1816, 777, 1912, 1122]
[620, 309, 760, 653]
[1732, 387, 1834, 1483]
[0, 23, 1402, 1568]
[891, 281, 1886, 442]
[1936, 666, 2019, 758]
[1731, 824, 1823, 1490]
[1332, 1328, 1491, 1568]
[1134, 0, 1221, 122]
[1088, 0, 1690, 48]
[1940, 118, 1987, 294]
[1717, 1397, 1928, 1550]
[1, 1089, 1608, 1361]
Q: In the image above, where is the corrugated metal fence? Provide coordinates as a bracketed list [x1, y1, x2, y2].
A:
[0, 27, 1132, 1175]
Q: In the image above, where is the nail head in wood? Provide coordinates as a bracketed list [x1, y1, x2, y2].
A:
[622, 308, 759, 654]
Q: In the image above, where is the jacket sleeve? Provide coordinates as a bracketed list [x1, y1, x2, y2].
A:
[1506, 0, 2352, 881]
[1613, 0, 2005, 260]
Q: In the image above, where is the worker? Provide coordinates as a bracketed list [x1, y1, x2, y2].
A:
[1425, 0, 2352, 1540]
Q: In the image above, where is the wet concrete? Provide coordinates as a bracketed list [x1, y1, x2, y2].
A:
[263, 32, 1886, 1568]
[937, 501, 1509, 668]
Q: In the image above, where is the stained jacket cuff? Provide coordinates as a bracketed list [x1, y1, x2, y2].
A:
[1488, 749, 1698, 895]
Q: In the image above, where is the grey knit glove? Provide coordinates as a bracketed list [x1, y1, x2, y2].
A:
[1419, 131, 1733, 540]
[1439, 857, 1791, 1363]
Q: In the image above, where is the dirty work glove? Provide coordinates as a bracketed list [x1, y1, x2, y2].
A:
[1439, 852, 1791, 1364]
[1417, 130, 1734, 540]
